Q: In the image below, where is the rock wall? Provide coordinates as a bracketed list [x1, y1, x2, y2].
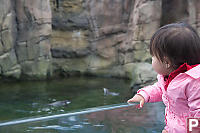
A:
[50, 0, 160, 85]
[15, 0, 52, 79]
[50, 0, 200, 86]
[0, 0, 200, 83]
[0, 0, 52, 80]
[0, 0, 19, 79]
[50, 0, 135, 78]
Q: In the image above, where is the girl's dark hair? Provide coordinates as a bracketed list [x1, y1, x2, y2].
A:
[150, 22, 200, 69]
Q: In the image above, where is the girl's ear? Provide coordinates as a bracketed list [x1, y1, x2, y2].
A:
[164, 57, 171, 69]
[165, 63, 170, 69]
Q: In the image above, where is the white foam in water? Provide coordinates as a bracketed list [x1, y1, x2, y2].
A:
[30, 125, 75, 131]
[71, 124, 83, 129]
[41, 107, 51, 112]
[0, 103, 136, 127]
[31, 125, 60, 129]
[93, 124, 104, 127]
[81, 122, 90, 125]
[68, 116, 76, 122]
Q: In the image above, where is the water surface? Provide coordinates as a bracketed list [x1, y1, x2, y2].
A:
[0, 77, 132, 122]
[0, 103, 165, 133]
[0, 77, 165, 133]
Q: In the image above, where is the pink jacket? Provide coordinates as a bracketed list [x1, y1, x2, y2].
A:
[137, 65, 200, 133]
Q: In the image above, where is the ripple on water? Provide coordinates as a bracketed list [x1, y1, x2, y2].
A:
[93, 124, 104, 127]
[81, 121, 90, 125]
[30, 125, 75, 131]
[70, 124, 83, 129]
[68, 116, 76, 122]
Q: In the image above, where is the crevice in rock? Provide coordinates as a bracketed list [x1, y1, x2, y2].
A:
[13, 0, 21, 65]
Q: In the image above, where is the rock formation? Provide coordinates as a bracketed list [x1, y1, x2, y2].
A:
[15, 0, 52, 79]
[0, 0, 200, 85]
[0, 0, 52, 80]
[0, 0, 19, 79]
[50, 0, 160, 86]
[50, 0, 200, 86]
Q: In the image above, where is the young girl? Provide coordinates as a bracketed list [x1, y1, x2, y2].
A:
[128, 22, 200, 133]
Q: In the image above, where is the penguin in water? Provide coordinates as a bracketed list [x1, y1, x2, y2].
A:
[48, 100, 71, 107]
[103, 88, 119, 96]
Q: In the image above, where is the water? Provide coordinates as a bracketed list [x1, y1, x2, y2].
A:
[0, 77, 132, 122]
[0, 103, 165, 133]
[0, 77, 165, 132]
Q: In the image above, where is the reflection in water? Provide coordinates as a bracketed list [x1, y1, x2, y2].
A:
[0, 103, 165, 133]
[85, 103, 165, 133]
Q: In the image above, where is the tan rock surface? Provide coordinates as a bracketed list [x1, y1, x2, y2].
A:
[0, 0, 200, 83]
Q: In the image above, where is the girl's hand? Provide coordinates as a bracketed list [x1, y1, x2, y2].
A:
[127, 94, 145, 108]
[162, 129, 168, 133]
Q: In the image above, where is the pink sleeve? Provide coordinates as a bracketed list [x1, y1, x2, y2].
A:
[186, 79, 200, 117]
[137, 81, 163, 103]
